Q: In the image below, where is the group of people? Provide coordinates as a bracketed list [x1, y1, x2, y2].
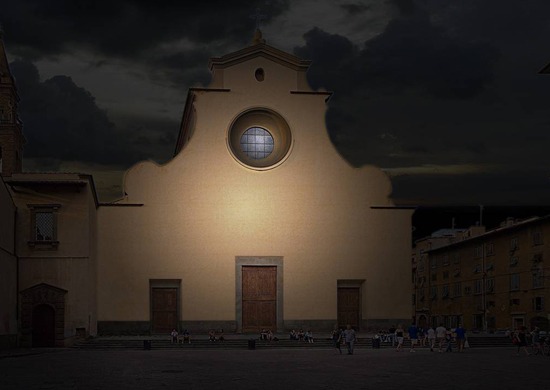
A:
[209, 329, 225, 342]
[260, 329, 279, 341]
[170, 323, 475, 354]
[170, 329, 191, 344]
[392, 323, 467, 353]
[510, 325, 547, 356]
[289, 329, 314, 343]
[332, 325, 357, 355]
[170, 328, 226, 343]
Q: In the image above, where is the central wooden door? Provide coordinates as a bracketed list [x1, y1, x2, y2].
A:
[151, 288, 178, 334]
[242, 266, 277, 333]
[337, 287, 360, 330]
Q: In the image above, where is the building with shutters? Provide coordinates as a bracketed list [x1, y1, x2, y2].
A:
[412, 216, 550, 332]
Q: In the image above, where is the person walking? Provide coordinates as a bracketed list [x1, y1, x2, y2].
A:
[395, 324, 405, 352]
[343, 324, 357, 355]
[445, 328, 453, 352]
[408, 323, 418, 352]
[515, 326, 530, 356]
[530, 327, 542, 355]
[435, 323, 447, 353]
[332, 327, 343, 354]
[455, 324, 466, 352]
[427, 326, 436, 352]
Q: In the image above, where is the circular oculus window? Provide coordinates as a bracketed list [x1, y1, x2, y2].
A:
[240, 127, 274, 159]
[228, 108, 292, 169]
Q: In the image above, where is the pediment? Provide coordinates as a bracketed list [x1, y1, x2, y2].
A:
[209, 42, 311, 72]
[21, 283, 68, 295]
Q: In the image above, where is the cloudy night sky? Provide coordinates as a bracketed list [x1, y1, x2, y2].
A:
[1, 0, 550, 206]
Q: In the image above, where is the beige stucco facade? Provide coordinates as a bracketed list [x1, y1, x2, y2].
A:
[1, 34, 414, 343]
[97, 37, 414, 333]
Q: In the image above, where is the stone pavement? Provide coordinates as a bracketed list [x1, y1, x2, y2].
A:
[0, 345, 548, 389]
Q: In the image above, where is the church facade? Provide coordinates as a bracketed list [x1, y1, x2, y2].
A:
[1, 31, 414, 346]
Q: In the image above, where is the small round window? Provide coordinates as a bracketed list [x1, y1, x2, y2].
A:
[240, 127, 274, 159]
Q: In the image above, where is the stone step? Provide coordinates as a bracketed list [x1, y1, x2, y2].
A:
[72, 336, 514, 350]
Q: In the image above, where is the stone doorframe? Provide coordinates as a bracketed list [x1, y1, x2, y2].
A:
[149, 279, 181, 334]
[235, 256, 284, 333]
[20, 283, 67, 347]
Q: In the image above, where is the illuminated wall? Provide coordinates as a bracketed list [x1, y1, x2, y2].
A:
[97, 40, 414, 332]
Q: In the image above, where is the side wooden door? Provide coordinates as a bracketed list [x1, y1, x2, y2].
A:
[337, 287, 360, 330]
[151, 288, 178, 334]
[242, 266, 277, 333]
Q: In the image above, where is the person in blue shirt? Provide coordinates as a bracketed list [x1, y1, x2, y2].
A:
[408, 323, 418, 352]
[455, 324, 466, 352]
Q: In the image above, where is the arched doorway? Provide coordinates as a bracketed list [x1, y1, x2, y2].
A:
[21, 283, 67, 347]
[32, 304, 55, 347]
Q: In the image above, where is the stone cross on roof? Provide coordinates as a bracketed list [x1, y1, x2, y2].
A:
[250, 8, 267, 30]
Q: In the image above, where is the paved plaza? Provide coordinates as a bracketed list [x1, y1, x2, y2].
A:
[1, 346, 548, 389]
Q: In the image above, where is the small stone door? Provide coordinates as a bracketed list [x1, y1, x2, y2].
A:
[337, 287, 360, 330]
[151, 288, 178, 334]
[242, 266, 277, 333]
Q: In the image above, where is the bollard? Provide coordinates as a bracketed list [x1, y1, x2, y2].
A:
[143, 340, 151, 350]
[248, 338, 256, 350]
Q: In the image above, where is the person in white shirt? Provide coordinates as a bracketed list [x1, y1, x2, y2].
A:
[435, 324, 447, 352]
[427, 326, 436, 352]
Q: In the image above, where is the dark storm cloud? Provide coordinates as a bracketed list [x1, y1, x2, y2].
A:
[1, 0, 290, 60]
[10, 59, 173, 166]
[340, 3, 371, 15]
[296, 7, 499, 100]
[387, 0, 416, 16]
[147, 49, 212, 88]
[293, 9, 499, 167]
[391, 170, 550, 206]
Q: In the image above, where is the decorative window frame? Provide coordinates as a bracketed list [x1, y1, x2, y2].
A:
[474, 245, 483, 259]
[452, 253, 460, 265]
[28, 204, 61, 249]
[453, 282, 462, 297]
[442, 284, 450, 299]
[486, 278, 495, 294]
[430, 286, 437, 300]
[533, 297, 544, 311]
[510, 273, 520, 291]
[532, 230, 543, 246]
[474, 279, 482, 295]
[532, 268, 544, 289]
[510, 237, 519, 251]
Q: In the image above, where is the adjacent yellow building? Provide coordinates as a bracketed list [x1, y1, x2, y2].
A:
[413, 217, 549, 332]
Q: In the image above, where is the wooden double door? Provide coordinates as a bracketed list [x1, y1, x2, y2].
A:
[337, 287, 360, 330]
[242, 266, 277, 333]
[151, 288, 178, 334]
